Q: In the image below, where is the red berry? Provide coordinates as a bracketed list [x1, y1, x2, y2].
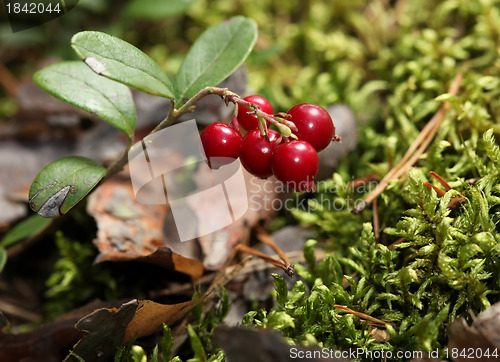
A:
[240, 129, 282, 179]
[200, 122, 243, 169]
[287, 103, 335, 152]
[237, 95, 274, 131]
[271, 140, 319, 192]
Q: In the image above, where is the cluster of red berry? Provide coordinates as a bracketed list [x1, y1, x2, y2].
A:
[200, 95, 336, 192]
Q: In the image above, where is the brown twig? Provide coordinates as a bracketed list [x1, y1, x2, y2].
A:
[423, 182, 447, 197]
[236, 227, 295, 277]
[352, 73, 463, 214]
[388, 237, 405, 250]
[236, 244, 295, 277]
[429, 171, 453, 191]
[334, 305, 390, 328]
[152, 249, 325, 298]
[423, 171, 467, 209]
[348, 173, 380, 189]
[255, 226, 291, 268]
[206, 229, 253, 296]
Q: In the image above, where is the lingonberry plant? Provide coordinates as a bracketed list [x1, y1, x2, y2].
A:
[27, 16, 339, 221]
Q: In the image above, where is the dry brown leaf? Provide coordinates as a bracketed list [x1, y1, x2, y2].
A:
[86, 175, 204, 281]
[87, 175, 166, 256]
[447, 302, 500, 362]
[65, 298, 203, 361]
[65, 300, 138, 361]
[123, 299, 202, 342]
[97, 247, 204, 281]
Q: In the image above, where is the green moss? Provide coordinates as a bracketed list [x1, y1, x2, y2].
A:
[177, 0, 500, 358]
[44, 231, 118, 319]
[244, 128, 500, 358]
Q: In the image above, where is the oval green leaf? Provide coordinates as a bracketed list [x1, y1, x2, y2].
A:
[0, 214, 52, 248]
[34, 61, 136, 138]
[174, 16, 257, 102]
[29, 156, 106, 218]
[71, 31, 174, 99]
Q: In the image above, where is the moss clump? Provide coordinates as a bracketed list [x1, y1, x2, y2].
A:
[245, 154, 500, 356]
[245, 128, 500, 359]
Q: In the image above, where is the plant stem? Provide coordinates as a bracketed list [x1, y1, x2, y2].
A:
[101, 137, 134, 182]
[153, 88, 228, 133]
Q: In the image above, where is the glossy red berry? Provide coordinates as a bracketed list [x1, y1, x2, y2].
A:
[287, 103, 334, 152]
[237, 95, 274, 131]
[240, 129, 282, 179]
[200, 122, 243, 169]
[271, 140, 319, 192]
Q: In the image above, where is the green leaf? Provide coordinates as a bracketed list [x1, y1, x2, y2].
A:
[272, 273, 288, 307]
[151, 345, 159, 362]
[29, 156, 106, 217]
[125, 0, 197, 19]
[159, 324, 173, 361]
[71, 31, 174, 99]
[266, 310, 295, 330]
[0, 248, 6, 274]
[303, 239, 317, 273]
[483, 128, 500, 168]
[0, 214, 52, 248]
[187, 324, 207, 362]
[174, 16, 257, 102]
[34, 61, 135, 138]
[208, 350, 225, 362]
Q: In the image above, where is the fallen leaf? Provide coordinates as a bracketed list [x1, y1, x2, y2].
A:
[98, 247, 204, 281]
[123, 299, 203, 342]
[65, 300, 138, 361]
[87, 175, 204, 281]
[447, 301, 500, 362]
[66, 298, 203, 361]
[87, 176, 165, 254]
